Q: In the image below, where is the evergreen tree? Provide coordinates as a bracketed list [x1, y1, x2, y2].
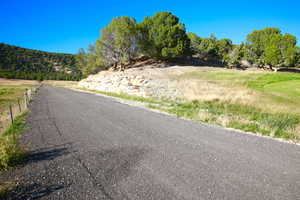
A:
[139, 12, 190, 60]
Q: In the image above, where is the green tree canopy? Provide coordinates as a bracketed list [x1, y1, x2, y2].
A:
[187, 32, 202, 54]
[187, 33, 233, 63]
[76, 45, 105, 76]
[246, 27, 297, 67]
[0, 43, 82, 81]
[139, 12, 190, 60]
[76, 14, 300, 75]
[96, 16, 138, 67]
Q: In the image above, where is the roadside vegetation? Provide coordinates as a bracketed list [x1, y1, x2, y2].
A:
[165, 101, 299, 140]
[167, 71, 300, 141]
[0, 79, 37, 197]
[76, 70, 300, 142]
[0, 112, 28, 198]
[0, 79, 37, 170]
[0, 112, 28, 171]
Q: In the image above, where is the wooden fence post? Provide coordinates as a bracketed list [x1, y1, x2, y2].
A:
[28, 89, 31, 101]
[9, 104, 14, 124]
[24, 92, 27, 109]
[26, 89, 29, 104]
[18, 99, 22, 112]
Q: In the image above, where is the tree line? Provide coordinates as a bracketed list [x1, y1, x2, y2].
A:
[77, 12, 300, 75]
[0, 43, 83, 81]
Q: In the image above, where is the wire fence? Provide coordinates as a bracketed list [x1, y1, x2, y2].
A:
[0, 85, 41, 134]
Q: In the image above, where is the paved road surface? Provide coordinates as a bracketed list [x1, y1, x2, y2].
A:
[2, 85, 299, 199]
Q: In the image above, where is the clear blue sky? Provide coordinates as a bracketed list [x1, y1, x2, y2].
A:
[1, 0, 299, 54]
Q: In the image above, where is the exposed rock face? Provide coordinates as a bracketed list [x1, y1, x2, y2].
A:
[78, 64, 268, 103]
[78, 66, 183, 99]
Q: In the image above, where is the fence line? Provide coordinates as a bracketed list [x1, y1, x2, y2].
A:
[0, 84, 41, 134]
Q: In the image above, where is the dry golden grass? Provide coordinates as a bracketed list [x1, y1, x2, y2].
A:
[0, 79, 38, 134]
[177, 78, 297, 114]
[0, 79, 38, 109]
[163, 67, 272, 112]
[43, 80, 78, 88]
[0, 78, 38, 86]
[168, 69, 300, 114]
[178, 78, 257, 104]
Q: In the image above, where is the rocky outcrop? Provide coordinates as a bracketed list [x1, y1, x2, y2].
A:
[78, 67, 183, 99]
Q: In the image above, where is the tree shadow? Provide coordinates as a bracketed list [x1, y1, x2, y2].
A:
[124, 57, 226, 70]
[277, 68, 300, 73]
[4, 183, 65, 200]
[1, 145, 72, 199]
[2, 145, 149, 199]
[165, 57, 226, 68]
[25, 143, 72, 165]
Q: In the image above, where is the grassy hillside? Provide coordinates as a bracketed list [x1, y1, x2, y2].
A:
[0, 43, 82, 80]
[178, 71, 300, 114]
[166, 70, 300, 140]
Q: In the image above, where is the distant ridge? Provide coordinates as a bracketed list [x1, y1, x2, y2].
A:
[0, 43, 82, 80]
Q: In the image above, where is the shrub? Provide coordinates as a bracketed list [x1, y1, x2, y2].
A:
[0, 135, 24, 171]
[0, 112, 27, 171]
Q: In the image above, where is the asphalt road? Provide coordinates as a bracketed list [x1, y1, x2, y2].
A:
[1, 85, 299, 200]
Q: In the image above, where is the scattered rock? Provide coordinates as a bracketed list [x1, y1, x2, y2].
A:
[78, 67, 184, 100]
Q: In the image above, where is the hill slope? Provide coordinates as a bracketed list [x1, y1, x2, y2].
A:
[0, 43, 82, 80]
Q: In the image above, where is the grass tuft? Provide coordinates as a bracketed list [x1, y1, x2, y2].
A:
[228, 121, 271, 135]
[161, 100, 299, 141]
[0, 112, 28, 171]
[0, 88, 15, 96]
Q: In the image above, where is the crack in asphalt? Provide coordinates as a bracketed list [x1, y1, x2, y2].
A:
[45, 96, 116, 200]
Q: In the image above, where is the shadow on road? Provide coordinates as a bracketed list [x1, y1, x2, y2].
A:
[25, 144, 71, 165]
[4, 183, 65, 200]
[75, 146, 150, 199]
